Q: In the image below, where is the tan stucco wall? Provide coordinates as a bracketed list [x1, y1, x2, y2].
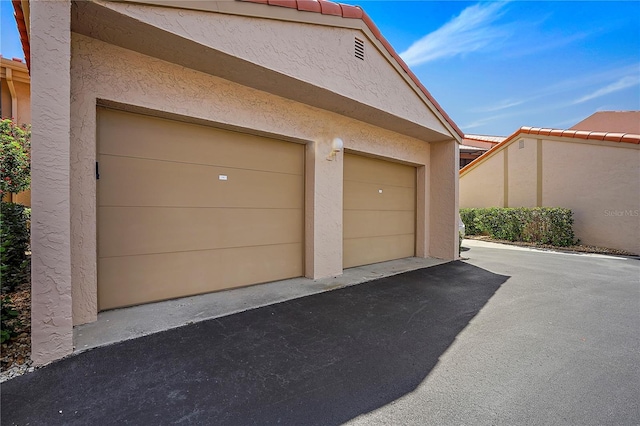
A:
[460, 137, 640, 254]
[1, 80, 11, 118]
[30, 2, 459, 365]
[69, 33, 453, 329]
[100, 1, 451, 139]
[543, 139, 640, 254]
[30, 0, 74, 366]
[1, 62, 31, 125]
[13, 80, 31, 125]
[459, 150, 504, 208]
[508, 138, 537, 208]
[429, 140, 459, 259]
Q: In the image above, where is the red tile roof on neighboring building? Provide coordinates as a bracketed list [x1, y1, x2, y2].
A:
[11, 1, 30, 71]
[570, 111, 640, 134]
[459, 125, 640, 175]
[464, 134, 505, 144]
[239, 0, 463, 139]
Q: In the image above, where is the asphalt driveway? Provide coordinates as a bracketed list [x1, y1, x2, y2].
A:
[2, 241, 639, 425]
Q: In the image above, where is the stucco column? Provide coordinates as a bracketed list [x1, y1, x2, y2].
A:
[30, 0, 73, 365]
[429, 139, 459, 260]
[305, 139, 343, 279]
[415, 165, 429, 258]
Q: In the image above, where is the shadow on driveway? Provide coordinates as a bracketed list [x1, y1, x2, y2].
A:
[1, 261, 509, 425]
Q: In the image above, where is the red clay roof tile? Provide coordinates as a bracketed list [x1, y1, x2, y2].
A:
[460, 126, 640, 175]
[573, 130, 591, 140]
[296, 0, 322, 13]
[340, 4, 363, 19]
[601, 132, 625, 142]
[318, 0, 342, 16]
[267, 0, 297, 8]
[11, 1, 29, 71]
[588, 131, 607, 141]
[620, 134, 640, 144]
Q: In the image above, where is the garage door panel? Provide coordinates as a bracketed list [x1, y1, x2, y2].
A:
[99, 207, 302, 258]
[98, 155, 303, 209]
[343, 154, 414, 187]
[98, 108, 303, 175]
[98, 243, 303, 310]
[343, 234, 415, 269]
[344, 210, 415, 239]
[343, 153, 415, 268]
[343, 180, 415, 211]
[97, 108, 304, 310]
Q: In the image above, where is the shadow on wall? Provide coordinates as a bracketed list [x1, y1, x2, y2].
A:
[1, 262, 509, 425]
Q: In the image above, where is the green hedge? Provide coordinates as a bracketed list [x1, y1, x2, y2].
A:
[460, 207, 576, 247]
[1, 202, 31, 293]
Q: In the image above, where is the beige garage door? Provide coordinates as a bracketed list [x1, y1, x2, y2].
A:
[343, 153, 416, 268]
[97, 108, 304, 310]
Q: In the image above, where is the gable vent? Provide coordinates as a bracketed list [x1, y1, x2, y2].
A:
[355, 38, 364, 60]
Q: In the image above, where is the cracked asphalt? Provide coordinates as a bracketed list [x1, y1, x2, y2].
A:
[1, 240, 638, 425]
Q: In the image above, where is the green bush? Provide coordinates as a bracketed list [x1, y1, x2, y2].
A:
[460, 207, 576, 247]
[1, 202, 31, 293]
[459, 208, 482, 235]
[1, 295, 21, 343]
[0, 119, 31, 197]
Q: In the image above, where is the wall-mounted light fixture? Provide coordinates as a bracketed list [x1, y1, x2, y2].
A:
[327, 137, 343, 161]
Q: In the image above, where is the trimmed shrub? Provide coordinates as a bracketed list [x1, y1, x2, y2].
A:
[459, 208, 482, 235]
[1, 295, 21, 343]
[460, 207, 576, 247]
[0, 202, 31, 293]
[0, 119, 31, 197]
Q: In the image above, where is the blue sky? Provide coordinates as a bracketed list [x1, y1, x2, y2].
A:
[1, 1, 639, 136]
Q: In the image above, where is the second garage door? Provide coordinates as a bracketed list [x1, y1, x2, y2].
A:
[97, 108, 304, 310]
[343, 154, 416, 268]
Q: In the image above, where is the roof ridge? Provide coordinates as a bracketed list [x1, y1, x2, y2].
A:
[239, 0, 464, 139]
[459, 126, 640, 175]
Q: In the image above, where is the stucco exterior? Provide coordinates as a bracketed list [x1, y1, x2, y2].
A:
[0, 57, 30, 125]
[459, 150, 504, 208]
[1, 57, 32, 206]
[507, 138, 537, 208]
[460, 134, 640, 255]
[25, 0, 461, 365]
[29, 0, 74, 366]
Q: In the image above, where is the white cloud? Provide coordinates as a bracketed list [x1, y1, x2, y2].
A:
[399, 2, 510, 66]
[474, 98, 526, 113]
[473, 64, 639, 116]
[571, 75, 640, 104]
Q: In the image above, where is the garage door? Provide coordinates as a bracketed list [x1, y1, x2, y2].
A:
[97, 108, 304, 310]
[343, 153, 415, 268]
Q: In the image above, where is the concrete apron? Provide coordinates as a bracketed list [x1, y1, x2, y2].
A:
[74, 257, 448, 354]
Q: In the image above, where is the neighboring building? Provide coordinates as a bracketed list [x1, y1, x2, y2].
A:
[460, 125, 640, 255]
[14, 0, 463, 365]
[570, 111, 640, 134]
[459, 134, 503, 169]
[1, 56, 31, 206]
